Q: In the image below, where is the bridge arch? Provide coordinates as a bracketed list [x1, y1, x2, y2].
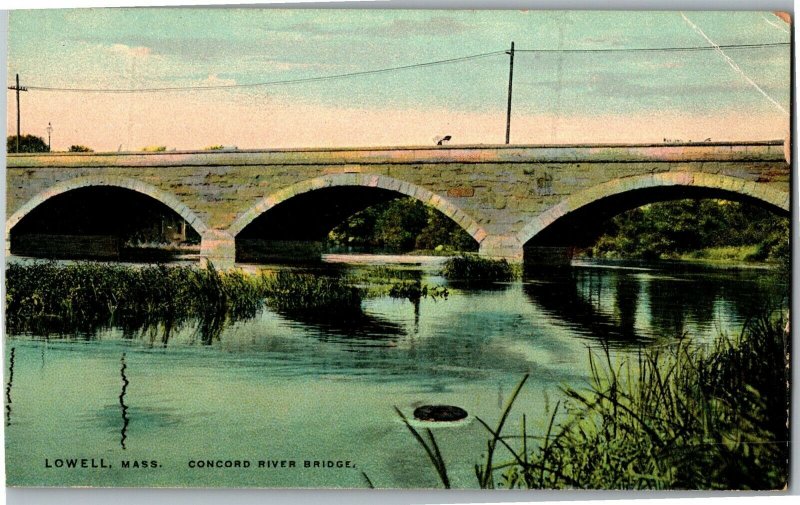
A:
[6, 175, 210, 237]
[227, 173, 488, 243]
[517, 172, 790, 247]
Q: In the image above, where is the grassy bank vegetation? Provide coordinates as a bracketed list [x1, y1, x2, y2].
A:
[404, 314, 789, 490]
[679, 245, 763, 263]
[588, 200, 789, 266]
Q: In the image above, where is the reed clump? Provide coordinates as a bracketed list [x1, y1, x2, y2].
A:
[495, 315, 790, 490]
[260, 270, 362, 315]
[441, 255, 517, 282]
[400, 314, 789, 490]
[356, 266, 448, 303]
[5, 263, 265, 335]
[5, 263, 367, 337]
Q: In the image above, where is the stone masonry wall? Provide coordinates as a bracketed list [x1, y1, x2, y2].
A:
[6, 142, 791, 267]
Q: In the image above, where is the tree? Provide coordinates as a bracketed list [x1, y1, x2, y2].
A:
[69, 145, 93, 152]
[329, 197, 478, 253]
[590, 199, 789, 262]
[7, 135, 49, 153]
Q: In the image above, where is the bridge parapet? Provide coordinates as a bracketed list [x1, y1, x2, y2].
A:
[6, 140, 788, 168]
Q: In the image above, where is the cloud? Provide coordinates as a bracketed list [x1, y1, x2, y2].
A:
[108, 43, 152, 59]
[579, 35, 628, 47]
[382, 16, 473, 37]
[201, 74, 236, 86]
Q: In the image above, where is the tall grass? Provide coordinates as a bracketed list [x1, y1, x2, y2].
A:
[260, 270, 362, 315]
[401, 314, 789, 490]
[5, 263, 261, 339]
[503, 315, 789, 489]
[5, 263, 367, 340]
[441, 255, 517, 282]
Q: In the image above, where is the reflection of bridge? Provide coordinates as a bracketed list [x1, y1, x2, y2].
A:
[6, 141, 790, 268]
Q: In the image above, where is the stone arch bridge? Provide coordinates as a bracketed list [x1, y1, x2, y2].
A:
[5, 141, 790, 268]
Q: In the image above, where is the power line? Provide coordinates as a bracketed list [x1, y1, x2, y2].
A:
[16, 50, 506, 94]
[8, 42, 789, 94]
[515, 42, 789, 54]
[9, 42, 790, 95]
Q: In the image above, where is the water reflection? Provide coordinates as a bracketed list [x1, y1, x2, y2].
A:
[523, 263, 788, 347]
[6, 260, 788, 375]
[274, 308, 405, 342]
[523, 269, 647, 347]
[3, 258, 790, 489]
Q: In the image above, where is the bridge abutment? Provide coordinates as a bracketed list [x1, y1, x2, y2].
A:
[478, 235, 524, 263]
[200, 230, 236, 270]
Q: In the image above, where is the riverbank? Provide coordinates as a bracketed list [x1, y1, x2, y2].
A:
[577, 245, 785, 271]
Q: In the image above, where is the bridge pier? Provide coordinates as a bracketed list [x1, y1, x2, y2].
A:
[523, 246, 575, 267]
[478, 235, 524, 263]
[200, 230, 236, 270]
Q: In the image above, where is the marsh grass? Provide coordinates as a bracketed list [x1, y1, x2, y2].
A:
[356, 266, 448, 304]
[401, 315, 789, 490]
[5, 262, 368, 341]
[441, 255, 517, 283]
[5, 263, 259, 341]
[260, 270, 362, 315]
[505, 315, 789, 489]
[395, 406, 451, 488]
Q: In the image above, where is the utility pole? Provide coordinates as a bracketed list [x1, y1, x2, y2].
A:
[8, 74, 28, 153]
[47, 122, 52, 152]
[505, 42, 515, 145]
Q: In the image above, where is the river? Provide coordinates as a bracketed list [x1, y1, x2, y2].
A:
[3, 257, 788, 488]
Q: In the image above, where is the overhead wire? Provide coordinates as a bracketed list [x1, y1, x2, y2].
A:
[8, 42, 790, 94]
[17, 50, 506, 93]
[514, 42, 789, 54]
[679, 12, 789, 117]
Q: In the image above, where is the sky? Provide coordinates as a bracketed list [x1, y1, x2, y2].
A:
[5, 8, 792, 151]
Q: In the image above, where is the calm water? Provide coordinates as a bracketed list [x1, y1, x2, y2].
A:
[4, 258, 788, 488]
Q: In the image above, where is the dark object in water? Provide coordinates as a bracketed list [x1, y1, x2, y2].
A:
[413, 405, 468, 422]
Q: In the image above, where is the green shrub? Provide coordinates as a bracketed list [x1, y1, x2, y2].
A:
[441, 255, 516, 282]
